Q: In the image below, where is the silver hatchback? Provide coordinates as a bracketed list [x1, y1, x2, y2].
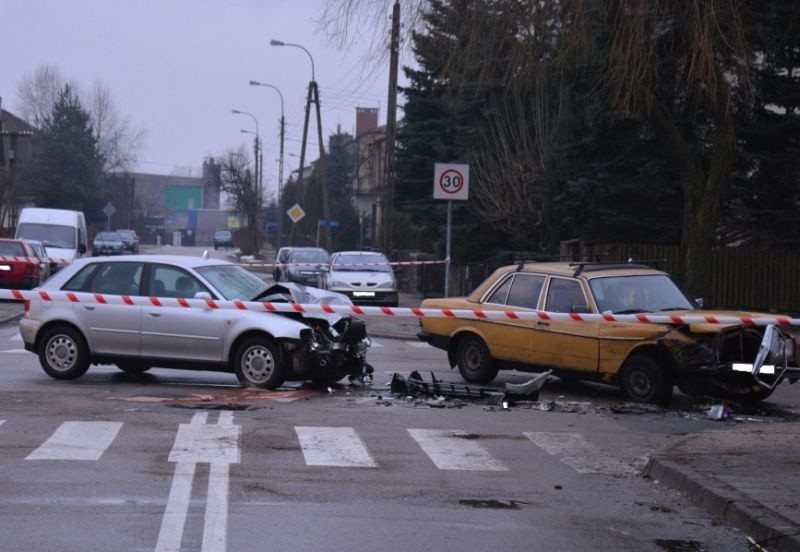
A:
[19, 255, 373, 388]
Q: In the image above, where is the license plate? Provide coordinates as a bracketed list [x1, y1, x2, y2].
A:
[0, 265, 10, 272]
[353, 291, 375, 297]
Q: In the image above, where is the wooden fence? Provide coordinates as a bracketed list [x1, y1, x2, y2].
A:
[402, 244, 800, 314]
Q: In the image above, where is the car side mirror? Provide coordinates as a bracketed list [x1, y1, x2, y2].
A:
[79, 244, 87, 254]
[694, 297, 704, 308]
[194, 291, 212, 300]
[319, 266, 329, 273]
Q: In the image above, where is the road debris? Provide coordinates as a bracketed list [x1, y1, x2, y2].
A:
[706, 404, 730, 421]
[389, 370, 552, 406]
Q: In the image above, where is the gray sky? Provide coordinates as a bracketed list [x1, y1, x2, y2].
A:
[1, 0, 401, 200]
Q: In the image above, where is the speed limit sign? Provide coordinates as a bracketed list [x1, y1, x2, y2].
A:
[433, 163, 469, 200]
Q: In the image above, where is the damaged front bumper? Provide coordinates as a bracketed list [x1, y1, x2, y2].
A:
[729, 325, 800, 389]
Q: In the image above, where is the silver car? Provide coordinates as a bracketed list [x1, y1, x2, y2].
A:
[322, 251, 399, 307]
[19, 255, 373, 388]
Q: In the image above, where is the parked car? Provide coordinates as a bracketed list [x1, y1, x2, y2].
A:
[116, 229, 139, 253]
[0, 238, 43, 290]
[273, 247, 330, 286]
[18, 255, 373, 389]
[23, 239, 52, 283]
[417, 261, 800, 404]
[92, 232, 125, 256]
[213, 230, 234, 250]
[14, 207, 88, 272]
[321, 251, 399, 307]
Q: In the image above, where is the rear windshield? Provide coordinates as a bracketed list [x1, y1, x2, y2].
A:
[0, 242, 25, 256]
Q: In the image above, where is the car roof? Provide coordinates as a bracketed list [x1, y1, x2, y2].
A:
[467, 262, 668, 300]
[71, 254, 234, 270]
[333, 250, 385, 257]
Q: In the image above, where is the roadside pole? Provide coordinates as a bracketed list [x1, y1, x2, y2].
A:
[433, 163, 469, 297]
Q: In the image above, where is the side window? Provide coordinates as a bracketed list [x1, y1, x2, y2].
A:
[506, 274, 545, 309]
[485, 276, 513, 305]
[545, 278, 588, 313]
[62, 263, 101, 291]
[149, 264, 208, 298]
[89, 262, 144, 296]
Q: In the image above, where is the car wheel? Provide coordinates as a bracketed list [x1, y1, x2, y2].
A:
[233, 336, 285, 389]
[456, 335, 498, 384]
[116, 362, 151, 374]
[38, 326, 91, 380]
[620, 354, 673, 405]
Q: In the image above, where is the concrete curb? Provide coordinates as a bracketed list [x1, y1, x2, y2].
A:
[644, 457, 800, 552]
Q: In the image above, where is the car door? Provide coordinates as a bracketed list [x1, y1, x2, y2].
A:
[477, 273, 544, 362]
[139, 264, 224, 362]
[70, 261, 144, 356]
[533, 276, 600, 372]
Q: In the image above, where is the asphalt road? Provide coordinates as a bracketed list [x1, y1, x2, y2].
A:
[3, 318, 795, 552]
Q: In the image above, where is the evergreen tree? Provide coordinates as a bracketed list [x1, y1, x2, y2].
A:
[27, 85, 105, 223]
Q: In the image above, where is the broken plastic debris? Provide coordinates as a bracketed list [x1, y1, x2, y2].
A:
[706, 404, 729, 420]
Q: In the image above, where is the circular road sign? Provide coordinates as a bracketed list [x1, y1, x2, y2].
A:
[439, 169, 464, 195]
[433, 163, 469, 200]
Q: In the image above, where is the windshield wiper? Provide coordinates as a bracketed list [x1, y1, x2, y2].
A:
[656, 307, 692, 312]
[613, 309, 650, 315]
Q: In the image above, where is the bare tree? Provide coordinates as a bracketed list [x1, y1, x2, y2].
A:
[15, 64, 69, 127]
[219, 147, 263, 255]
[88, 79, 146, 172]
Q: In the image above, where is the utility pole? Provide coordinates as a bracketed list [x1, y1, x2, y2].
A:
[382, 0, 401, 253]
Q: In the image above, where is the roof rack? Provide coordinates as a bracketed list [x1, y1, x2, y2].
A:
[570, 260, 665, 277]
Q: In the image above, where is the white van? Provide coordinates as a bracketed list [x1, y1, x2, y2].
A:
[15, 208, 88, 271]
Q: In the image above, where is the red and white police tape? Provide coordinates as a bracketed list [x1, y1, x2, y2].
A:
[0, 256, 71, 265]
[241, 258, 450, 269]
[1, 288, 798, 326]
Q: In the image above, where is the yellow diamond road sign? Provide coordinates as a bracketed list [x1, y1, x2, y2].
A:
[287, 204, 305, 223]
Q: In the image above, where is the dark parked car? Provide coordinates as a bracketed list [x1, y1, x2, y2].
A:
[214, 230, 234, 250]
[116, 229, 139, 253]
[273, 247, 330, 286]
[92, 232, 125, 256]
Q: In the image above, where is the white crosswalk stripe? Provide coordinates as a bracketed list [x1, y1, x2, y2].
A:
[26, 421, 123, 461]
[295, 426, 378, 468]
[524, 432, 636, 475]
[408, 429, 509, 471]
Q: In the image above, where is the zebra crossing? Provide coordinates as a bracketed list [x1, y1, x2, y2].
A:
[0, 417, 635, 476]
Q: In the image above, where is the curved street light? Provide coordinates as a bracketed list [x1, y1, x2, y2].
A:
[231, 109, 261, 201]
[269, 39, 315, 82]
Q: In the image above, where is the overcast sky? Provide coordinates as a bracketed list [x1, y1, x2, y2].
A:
[1, 0, 404, 200]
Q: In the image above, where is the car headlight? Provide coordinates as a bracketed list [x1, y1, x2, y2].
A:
[327, 279, 349, 289]
[377, 280, 396, 289]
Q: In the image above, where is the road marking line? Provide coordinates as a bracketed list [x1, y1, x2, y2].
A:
[156, 411, 240, 552]
[26, 421, 123, 461]
[408, 429, 509, 471]
[295, 426, 378, 468]
[524, 432, 635, 475]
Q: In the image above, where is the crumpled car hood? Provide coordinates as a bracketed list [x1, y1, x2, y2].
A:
[253, 282, 354, 324]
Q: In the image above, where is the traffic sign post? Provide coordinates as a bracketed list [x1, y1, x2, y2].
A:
[102, 202, 116, 231]
[433, 163, 469, 297]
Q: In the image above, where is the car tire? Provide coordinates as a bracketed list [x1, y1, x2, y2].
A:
[116, 362, 151, 374]
[233, 336, 285, 389]
[38, 326, 91, 380]
[620, 354, 673, 405]
[456, 335, 498, 384]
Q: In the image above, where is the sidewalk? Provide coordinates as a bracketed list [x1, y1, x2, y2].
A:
[645, 422, 800, 552]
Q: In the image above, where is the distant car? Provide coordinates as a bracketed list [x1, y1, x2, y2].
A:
[321, 251, 398, 307]
[116, 229, 139, 253]
[273, 247, 330, 286]
[418, 261, 800, 404]
[213, 230, 234, 250]
[23, 239, 52, 283]
[92, 232, 125, 256]
[0, 238, 43, 289]
[18, 255, 373, 389]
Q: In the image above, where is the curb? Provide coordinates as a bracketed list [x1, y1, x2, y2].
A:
[644, 457, 800, 552]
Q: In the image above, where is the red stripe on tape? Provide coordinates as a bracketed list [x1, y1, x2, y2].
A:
[322, 304, 335, 314]
[178, 298, 190, 308]
[505, 311, 519, 320]
[122, 296, 134, 305]
[292, 304, 305, 313]
[149, 297, 162, 307]
[380, 307, 394, 316]
[11, 289, 24, 301]
[39, 291, 52, 301]
[636, 314, 649, 323]
[411, 307, 425, 317]
[474, 310, 487, 319]
[741, 317, 755, 325]
[205, 299, 218, 309]
[602, 313, 616, 322]
[569, 313, 584, 321]
[66, 292, 79, 303]
[234, 300, 246, 310]
[94, 294, 107, 304]
[443, 309, 455, 318]
[705, 316, 719, 324]
[351, 306, 365, 315]
[670, 315, 685, 324]
[262, 302, 277, 312]
[538, 312, 552, 321]
[777, 316, 791, 325]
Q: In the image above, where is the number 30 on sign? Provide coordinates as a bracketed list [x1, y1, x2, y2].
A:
[433, 163, 469, 201]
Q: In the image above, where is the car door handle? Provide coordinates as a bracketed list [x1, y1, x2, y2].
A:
[147, 311, 162, 318]
[536, 321, 550, 327]
[82, 305, 95, 311]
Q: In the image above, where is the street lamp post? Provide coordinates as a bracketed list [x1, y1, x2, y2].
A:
[249, 80, 285, 249]
[231, 109, 261, 201]
[270, 38, 331, 250]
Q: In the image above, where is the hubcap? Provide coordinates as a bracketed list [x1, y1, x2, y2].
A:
[629, 369, 652, 397]
[46, 335, 77, 371]
[464, 344, 482, 371]
[241, 345, 274, 383]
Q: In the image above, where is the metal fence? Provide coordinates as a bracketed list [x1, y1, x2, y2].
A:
[400, 244, 800, 314]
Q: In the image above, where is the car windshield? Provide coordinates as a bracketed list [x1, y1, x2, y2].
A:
[195, 264, 267, 300]
[589, 275, 696, 314]
[16, 222, 75, 249]
[333, 254, 391, 272]
[215, 231, 231, 238]
[291, 250, 328, 263]
[96, 232, 122, 242]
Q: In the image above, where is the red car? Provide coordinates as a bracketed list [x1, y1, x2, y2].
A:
[0, 238, 43, 290]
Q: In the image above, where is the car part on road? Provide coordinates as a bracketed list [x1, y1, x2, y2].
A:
[390, 370, 551, 404]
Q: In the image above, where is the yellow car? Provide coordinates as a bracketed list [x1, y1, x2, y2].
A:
[417, 262, 800, 404]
